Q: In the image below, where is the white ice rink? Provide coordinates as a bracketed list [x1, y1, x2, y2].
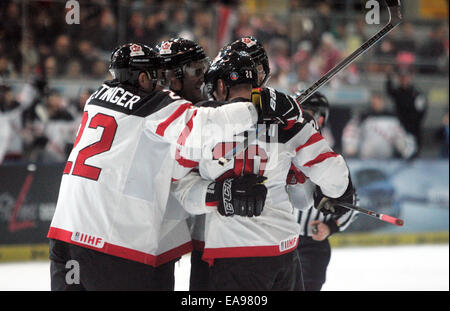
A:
[0, 244, 448, 291]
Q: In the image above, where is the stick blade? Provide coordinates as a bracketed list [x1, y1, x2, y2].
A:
[381, 214, 404, 226]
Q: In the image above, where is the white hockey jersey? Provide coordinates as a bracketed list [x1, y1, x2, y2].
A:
[342, 112, 416, 159]
[48, 81, 258, 267]
[287, 117, 358, 237]
[172, 100, 350, 265]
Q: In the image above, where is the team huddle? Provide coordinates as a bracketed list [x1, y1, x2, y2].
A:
[47, 36, 358, 291]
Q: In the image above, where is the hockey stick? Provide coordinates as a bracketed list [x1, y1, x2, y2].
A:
[336, 202, 404, 226]
[218, 0, 402, 166]
[295, 0, 402, 105]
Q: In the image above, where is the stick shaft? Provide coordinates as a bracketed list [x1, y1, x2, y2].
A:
[336, 202, 404, 226]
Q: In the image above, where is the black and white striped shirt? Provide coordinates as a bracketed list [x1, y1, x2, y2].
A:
[294, 205, 358, 237]
[287, 175, 358, 237]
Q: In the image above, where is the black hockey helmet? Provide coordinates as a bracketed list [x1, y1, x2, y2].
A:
[156, 38, 209, 81]
[296, 91, 330, 127]
[109, 43, 159, 87]
[223, 36, 270, 87]
[204, 49, 258, 100]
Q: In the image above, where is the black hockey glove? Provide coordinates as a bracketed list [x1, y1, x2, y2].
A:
[206, 174, 267, 217]
[313, 178, 356, 217]
[252, 87, 302, 130]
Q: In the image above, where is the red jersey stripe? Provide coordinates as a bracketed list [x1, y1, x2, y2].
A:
[295, 132, 324, 152]
[201, 239, 298, 266]
[303, 152, 339, 167]
[177, 109, 198, 146]
[47, 227, 192, 267]
[156, 103, 192, 137]
[175, 149, 199, 168]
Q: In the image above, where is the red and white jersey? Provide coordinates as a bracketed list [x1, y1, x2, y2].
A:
[342, 112, 416, 159]
[173, 101, 350, 265]
[48, 81, 258, 267]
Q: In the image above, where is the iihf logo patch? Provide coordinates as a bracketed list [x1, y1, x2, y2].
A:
[73, 232, 80, 241]
[230, 72, 239, 81]
[130, 44, 145, 57]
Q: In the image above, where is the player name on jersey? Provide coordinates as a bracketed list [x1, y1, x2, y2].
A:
[88, 84, 141, 110]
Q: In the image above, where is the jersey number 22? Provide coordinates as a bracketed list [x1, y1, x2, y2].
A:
[63, 112, 117, 180]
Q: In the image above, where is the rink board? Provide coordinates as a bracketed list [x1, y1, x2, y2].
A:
[0, 160, 448, 262]
[0, 231, 448, 263]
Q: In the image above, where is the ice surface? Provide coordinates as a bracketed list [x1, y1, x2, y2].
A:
[0, 244, 447, 291]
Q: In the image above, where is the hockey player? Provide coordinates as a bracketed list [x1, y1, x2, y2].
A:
[286, 92, 359, 291]
[184, 36, 273, 291]
[157, 37, 210, 104]
[47, 43, 295, 290]
[156, 37, 213, 291]
[217, 36, 271, 88]
[173, 48, 356, 291]
[342, 92, 416, 159]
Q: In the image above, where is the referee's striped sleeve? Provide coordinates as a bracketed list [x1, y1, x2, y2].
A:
[334, 209, 359, 232]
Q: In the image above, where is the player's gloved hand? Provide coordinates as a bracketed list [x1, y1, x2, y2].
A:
[252, 87, 302, 130]
[207, 174, 267, 217]
[313, 179, 356, 217]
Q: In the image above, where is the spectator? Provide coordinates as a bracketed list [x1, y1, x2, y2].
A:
[394, 22, 416, 54]
[69, 88, 93, 125]
[53, 35, 72, 76]
[76, 40, 100, 76]
[44, 56, 59, 78]
[22, 90, 75, 162]
[0, 111, 11, 164]
[0, 56, 17, 78]
[31, 7, 58, 48]
[1, 2, 22, 70]
[19, 35, 40, 77]
[127, 11, 145, 43]
[313, 2, 332, 39]
[386, 69, 427, 157]
[192, 9, 213, 40]
[375, 37, 397, 59]
[418, 25, 448, 74]
[143, 12, 167, 47]
[435, 110, 449, 158]
[311, 33, 342, 86]
[342, 93, 416, 160]
[0, 82, 23, 162]
[95, 8, 117, 51]
[90, 60, 108, 80]
[166, 8, 189, 38]
[65, 60, 83, 79]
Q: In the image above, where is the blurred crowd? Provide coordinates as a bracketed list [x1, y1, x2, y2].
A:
[1, 75, 91, 163]
[1, 0, 448, 81]
[0, 0, 449, 164]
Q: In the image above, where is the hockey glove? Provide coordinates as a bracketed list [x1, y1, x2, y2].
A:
[313, 178, 356, 217]
[207, 174, 267, 217]
[252, 87, 302, 130]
